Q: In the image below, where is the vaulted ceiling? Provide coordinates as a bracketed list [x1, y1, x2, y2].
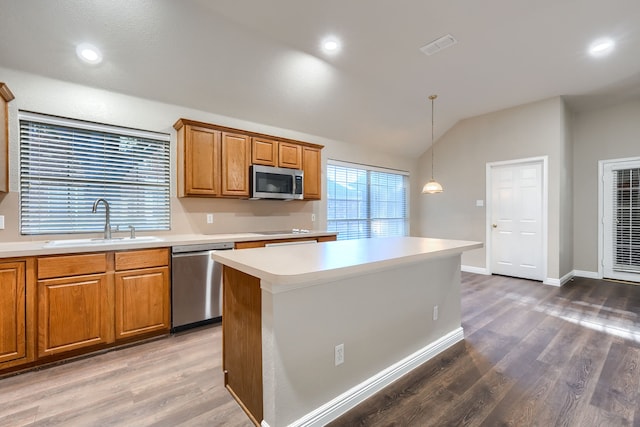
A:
[1, 0, 639, 156]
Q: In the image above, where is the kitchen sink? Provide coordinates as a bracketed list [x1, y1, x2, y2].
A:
[43, 236, 164, 248]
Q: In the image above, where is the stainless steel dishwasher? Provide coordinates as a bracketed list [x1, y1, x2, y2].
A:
[171, 242, 234, 332]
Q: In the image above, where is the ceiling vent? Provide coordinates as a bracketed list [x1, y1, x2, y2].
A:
[420, 34, 458, 56]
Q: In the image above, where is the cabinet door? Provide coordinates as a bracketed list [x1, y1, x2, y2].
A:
[279, 142, 302, 169]
[252, 137, 278, 166]
[0, 261, 26, 364]
[0, 83, 13, 193]
[302, 146, 322, 200]
[115, 266, 170, 340]
[38, 273, 113, 357]
[221, 132, 251, 197]
[185, 125, 220, 196]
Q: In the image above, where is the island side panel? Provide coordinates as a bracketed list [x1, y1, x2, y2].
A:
[261, 255, 462, 427]
[222, 266, 263, 425]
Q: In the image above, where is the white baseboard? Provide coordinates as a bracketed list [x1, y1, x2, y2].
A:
[288, 327, 465, 427]
[461, 265, 489, 275]
[543, 270, 575, 287]
[573, 269, 601, 279]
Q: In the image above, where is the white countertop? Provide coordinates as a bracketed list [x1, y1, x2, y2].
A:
[0, 231, 337, 258]
[212, 236, 483, 292]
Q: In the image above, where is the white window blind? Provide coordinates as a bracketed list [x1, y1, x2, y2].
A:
[327, 160, 409, 240]
[19, 111, 170, 235]
[612, 167, 640, 273]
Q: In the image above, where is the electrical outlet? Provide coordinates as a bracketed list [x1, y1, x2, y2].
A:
[335, 343, 344, 366]
[0, 215, 4, 230]
[206, 213, 214, 224]
[311, 213, 316, 222]
[433, 305, 439, 321]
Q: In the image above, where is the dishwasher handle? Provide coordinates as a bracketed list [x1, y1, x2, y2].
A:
[171, 249, 231, 258]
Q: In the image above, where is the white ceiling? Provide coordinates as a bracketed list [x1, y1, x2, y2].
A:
[1, 0, 639, 157]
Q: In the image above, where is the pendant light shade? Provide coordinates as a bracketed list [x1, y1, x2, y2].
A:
[422, 179, 443, 194]
[422, 94, 443, 194]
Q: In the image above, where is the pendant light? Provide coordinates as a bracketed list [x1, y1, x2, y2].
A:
[422, 94, 443, 194]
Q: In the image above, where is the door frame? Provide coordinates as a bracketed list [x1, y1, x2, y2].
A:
[598, 156, 640, 280]
[485, 156, 549, 281]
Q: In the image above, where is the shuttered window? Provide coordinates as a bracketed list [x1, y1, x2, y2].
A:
[612, 167, 640, 273]
[327, 160, 409, 240]
[19, 111, 170, 235]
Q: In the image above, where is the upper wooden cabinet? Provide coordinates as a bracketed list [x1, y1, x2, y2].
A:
[302, 146, 322, 200]
[0, 83, 15, 193]
[252, 137, 278, 167]
[174, 118, 323, 200]
[175, 119, 250, 198]
[178, 124, 220, 197]
[278, 142, 302, 169]
[252, 138, 302, 170]
[221, 132, 251, 197]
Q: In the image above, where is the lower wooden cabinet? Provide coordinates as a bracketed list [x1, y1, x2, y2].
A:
[0, 260, 35, 368]
[37, 273, 113, 357]
[234, 234, 337, 249]
[30, 248, 170, 364]
[115, 267, 169, 340]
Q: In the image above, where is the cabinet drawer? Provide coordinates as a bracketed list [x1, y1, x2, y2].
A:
[115, 248, 169, 271]
[38, 253, 107, 279]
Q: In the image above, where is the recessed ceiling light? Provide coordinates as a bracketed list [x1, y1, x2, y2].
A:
[588, 38, 615, 57]
[76, 43, 103, 65]
[322, 38, 341, 54]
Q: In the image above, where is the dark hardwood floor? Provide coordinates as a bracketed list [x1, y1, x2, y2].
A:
[1, 273, 639, 426]
[329, 274, 640, 426]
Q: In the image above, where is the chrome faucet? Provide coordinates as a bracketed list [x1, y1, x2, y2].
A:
[92, 198, 112, 240]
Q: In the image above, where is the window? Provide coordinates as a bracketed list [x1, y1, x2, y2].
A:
[19, 111, 170, 235]
[612, 167, 640, 272]
[327, 160, 409, 240]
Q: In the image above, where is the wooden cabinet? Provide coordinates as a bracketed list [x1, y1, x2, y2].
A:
[278, 142, 302, 169]
[175, 119, 250, 198]
[221, 132, 251, 197]
[302, 146, 322, 200]
[251, 138, 302, 170]
[0, 83, 14, 193]
[37, 253, 113, 358]
[252, 137, 278, 167]
[223, 266, 263, 424]
[34, 248, 169, 360]
[0, 259, 36, 370]
[178, 124, 220, 196]
[176, 118, 324, 200]
[114, 248, 170, 341]
[234, 234, 337, 249]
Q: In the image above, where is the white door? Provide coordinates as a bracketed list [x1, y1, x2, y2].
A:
[603, 160, 640, 282]
[490, 161, 543, 280]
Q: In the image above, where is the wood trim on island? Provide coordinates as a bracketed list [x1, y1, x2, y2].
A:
[223, 266, 263, 426]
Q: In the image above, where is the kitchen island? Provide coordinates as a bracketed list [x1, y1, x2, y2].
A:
[212, 236, 482, 427]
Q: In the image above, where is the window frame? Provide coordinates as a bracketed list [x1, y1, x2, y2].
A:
[18, 111, 171, 236]
[326, 159, 409, 240]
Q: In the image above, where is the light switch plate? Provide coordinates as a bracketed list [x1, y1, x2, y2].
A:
[0, 215, 4, 229]
[476, 200, 484, 207]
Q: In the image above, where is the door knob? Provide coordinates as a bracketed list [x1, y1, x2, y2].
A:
[492, 224, 497, 228]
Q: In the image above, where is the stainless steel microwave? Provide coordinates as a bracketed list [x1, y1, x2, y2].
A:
[250, 165, 304, 200]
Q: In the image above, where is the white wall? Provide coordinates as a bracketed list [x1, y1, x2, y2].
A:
[414, 97, 572, 281]
[261, 255, 463, 426]
[0, 67, 418, 242]
[572, 99, 640, 273]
